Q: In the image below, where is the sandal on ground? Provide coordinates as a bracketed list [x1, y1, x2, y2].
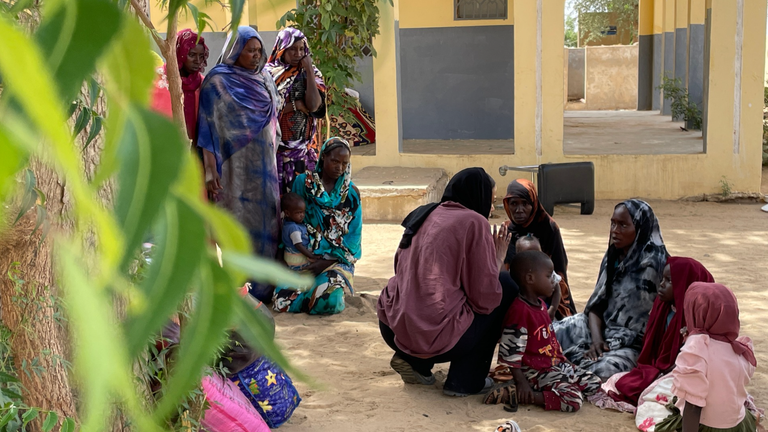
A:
[483, 381, 517, 406]
[389, 354, 436, 385]
[443, 377, 495, 397]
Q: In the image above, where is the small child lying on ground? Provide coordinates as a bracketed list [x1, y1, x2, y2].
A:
[515, 234, 562, 320]
[496, 251, 601, 412]
[281, 192, 319, 271]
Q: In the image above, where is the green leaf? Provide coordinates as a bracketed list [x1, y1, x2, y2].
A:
[1, 388, 22, 400]
[228, 0, 245, 30]
[9, 0, 35, 14]
[34, 0, 121, 102]
[100, 16, 155, 106]
[153, 259, 234, 421]
[73, 107, 90, 137]
[88, 76, 100, 109]
[222, 251, 312, 290]
[125, 197, 206, 358]
[114, 107, 184, 271]
[21, 408, 38, 426]
[84, 115, 102, 149]
[42, 412, 57, 432]
[0, 126, 26, 205]
[95, 16, 155, 186]
[233, 296, 309, 383]
[0, 14, 124, 274]
[186, 3, 201, 32]
[58, 247, 129, 432]
[0, 407, 17, 428]
[60, 417, 74, 432]
[13, 169, 37, 225]
[0, 15, 71, 161]
[31, 204, 47, 237]
[0, 372, 19, 384]
[171, 152, 251, 257]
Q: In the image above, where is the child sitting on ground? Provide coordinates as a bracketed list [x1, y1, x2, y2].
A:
[655, 282, 757, 432]
[515, 234, 562, 320]
[497, 251, 601, 413]
[281, 192, 318, 271]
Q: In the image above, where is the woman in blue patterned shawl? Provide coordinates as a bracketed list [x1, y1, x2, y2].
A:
[197, 26, 281, 301]
[272, 137, 362, 315]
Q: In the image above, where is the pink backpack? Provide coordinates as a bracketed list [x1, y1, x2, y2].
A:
[201, 373, 271, 432]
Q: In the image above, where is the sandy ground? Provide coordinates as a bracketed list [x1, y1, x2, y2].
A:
[274, 198, 768, 432]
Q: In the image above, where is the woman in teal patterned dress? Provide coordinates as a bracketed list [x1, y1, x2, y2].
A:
[272, 137, 362, 315]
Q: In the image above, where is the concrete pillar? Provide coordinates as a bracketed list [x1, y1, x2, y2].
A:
[637, 0, 655, 110]
[704, 0, 766, 173]
[652, 0, 664, 110]
[661, 0, 676, 115]
[674, 0, 688, 88]
[541, 0, 565, 158]
[687, 0, 706, 129]
[513, 0, 542, 159]
[371, 0, 402, 159]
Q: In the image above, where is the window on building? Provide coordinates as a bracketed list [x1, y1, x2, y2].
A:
[602, 26, 618, 36]
[455, 0, 508, 20]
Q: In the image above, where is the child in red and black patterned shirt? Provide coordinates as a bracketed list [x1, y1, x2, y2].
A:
[498, 251, 601, 412]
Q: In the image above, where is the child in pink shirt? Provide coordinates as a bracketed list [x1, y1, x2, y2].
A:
[656, 282, 757, 432]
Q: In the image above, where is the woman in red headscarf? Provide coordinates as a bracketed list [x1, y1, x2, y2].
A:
[610, 257, 714, 406]
[150, 29, 209, 142]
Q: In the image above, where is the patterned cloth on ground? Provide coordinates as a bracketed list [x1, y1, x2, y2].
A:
[330, 102, 375, 147]
[232, 356, 301, 428]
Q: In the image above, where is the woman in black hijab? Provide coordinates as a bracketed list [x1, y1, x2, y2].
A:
[377, 168, 516, 397]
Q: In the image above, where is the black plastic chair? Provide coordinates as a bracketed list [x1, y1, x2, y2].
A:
[499, 162, 595, 216]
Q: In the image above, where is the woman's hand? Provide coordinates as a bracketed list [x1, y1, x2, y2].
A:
[293, 99, 309, 114]
[585, 339, 610, 361]
[202, 149, 222, 199]
[493, 224, 511, 271]
[299, 54, 313, 72]
[305, 259, 335, 276]
[585, 311, 609, 360]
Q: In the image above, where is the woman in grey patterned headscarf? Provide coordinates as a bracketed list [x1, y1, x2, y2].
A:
[554, 199, 668, 380]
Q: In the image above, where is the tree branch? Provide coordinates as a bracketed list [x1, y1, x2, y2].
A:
[130, 0, 167, 51]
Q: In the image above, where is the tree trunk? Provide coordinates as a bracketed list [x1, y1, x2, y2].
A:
[0, 162, 79, 427]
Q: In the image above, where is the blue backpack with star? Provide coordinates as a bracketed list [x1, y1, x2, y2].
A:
[231, 356, 301, 428]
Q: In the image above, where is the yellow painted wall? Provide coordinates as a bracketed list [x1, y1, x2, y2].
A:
[675, 0, 688, 29]
[663, 0, 675, 32]
[251, 0, 296, 31]
[359, 0, 766, 200]
[653, 0, 664, 34]
[638, 0, 654, 36]
[399, 0, 513, 29]
[689, 0, 705, 26]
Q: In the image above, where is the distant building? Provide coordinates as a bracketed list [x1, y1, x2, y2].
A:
[578, 12, 634, 46]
